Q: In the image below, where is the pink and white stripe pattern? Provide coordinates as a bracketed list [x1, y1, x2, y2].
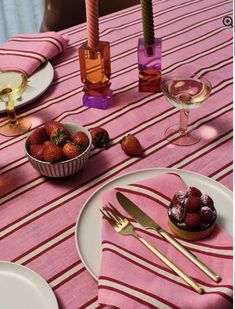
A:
[0, 0, 233, 308]
[99, 173, 233, 308]
[0, 32, 69, 75]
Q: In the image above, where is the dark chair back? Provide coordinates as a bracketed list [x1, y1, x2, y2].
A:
[40, 0, 139, 32]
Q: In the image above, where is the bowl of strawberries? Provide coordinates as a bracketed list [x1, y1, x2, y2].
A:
[24, 120, 92, 177]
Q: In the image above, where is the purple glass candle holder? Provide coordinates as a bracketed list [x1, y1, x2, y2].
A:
[82, 89, 113, 109]
[138, 37, 162, 92]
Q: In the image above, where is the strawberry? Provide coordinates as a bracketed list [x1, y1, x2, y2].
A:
[50, 127, 70, 147]
[63, 143, 82, 160]
[44, 120, 64, 136]
[29, 145, 44, 160]
[42, 141, 63, 163]
[72, 131, 89, 149]
[29, 127, 48, 145]
[43, 140, 52, 147]
[120, 134, 143, 157]
[90, 127, 110, 148]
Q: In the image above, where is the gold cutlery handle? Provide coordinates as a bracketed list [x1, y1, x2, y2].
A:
[158, 229, 221, 282]
[135, 234, 204, 294]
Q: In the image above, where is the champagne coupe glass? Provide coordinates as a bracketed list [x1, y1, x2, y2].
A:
[161, 75, 211, 146]
[0, 69, 31, 136]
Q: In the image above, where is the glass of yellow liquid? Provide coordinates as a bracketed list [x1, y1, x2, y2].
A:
[161, 75, 211, 146]
[0, 69, 31, 136]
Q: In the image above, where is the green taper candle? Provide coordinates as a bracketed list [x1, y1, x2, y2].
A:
[140, 0, 155, 45]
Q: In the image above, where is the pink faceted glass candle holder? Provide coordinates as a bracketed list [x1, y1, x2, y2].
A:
[138, 37, 162, 93]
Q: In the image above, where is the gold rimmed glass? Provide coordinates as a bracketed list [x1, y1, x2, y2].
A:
[0, 69, 31, 136]
[161, 75, 211, 146]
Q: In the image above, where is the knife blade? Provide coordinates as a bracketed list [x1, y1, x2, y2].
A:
[116, 191, 162, 230]
[116, 191, 221, 283]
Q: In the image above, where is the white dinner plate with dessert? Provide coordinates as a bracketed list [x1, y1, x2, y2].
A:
[0, 61, 54, 113]
[75, 168, 232, 280]
[0, 261, 58, 309]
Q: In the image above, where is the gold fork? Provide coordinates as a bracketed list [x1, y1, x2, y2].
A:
[101, 203, 204, 294]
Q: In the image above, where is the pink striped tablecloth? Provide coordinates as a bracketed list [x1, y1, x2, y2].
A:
[0, 0, 233, 308]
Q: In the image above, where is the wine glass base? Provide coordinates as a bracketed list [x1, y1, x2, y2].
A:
[165, 124, 201, 146]
[0, 117, 31, 137]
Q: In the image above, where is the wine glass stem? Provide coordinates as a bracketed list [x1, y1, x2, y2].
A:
[6, 99, 18, 126]
[179, 109, 189, 135]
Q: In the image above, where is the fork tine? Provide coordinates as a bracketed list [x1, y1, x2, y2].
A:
[100, 208, 107, 218]
[100, 208, 116, 226]
[104, 206, 120, 223]
[108, 202, 125, 220]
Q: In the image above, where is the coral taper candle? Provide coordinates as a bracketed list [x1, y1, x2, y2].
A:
[85, 0, 99, 49]
[140, 0, 155, 46]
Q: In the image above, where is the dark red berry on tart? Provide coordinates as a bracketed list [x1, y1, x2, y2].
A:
[169, 206, 185, 222]
[172, 191, 185, 206]
[201, 194, 214, 209]
[184, 196, 202, 213]
[185, 186, 202, 198]
[184, 213, 201, 228]
[198, 206, 216, 223]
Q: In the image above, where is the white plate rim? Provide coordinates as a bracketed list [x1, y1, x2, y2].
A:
[0, 61, 54, 113]
[75, 167, 233, 281]
[0, 261, 58, 309]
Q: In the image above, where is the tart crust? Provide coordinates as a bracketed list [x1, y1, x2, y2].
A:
[168, 218, 216, 241]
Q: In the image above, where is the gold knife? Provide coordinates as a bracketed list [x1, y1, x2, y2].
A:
[116, 191, 221, 282]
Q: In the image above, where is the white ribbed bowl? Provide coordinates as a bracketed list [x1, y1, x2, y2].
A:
[25, 122, 92, 177]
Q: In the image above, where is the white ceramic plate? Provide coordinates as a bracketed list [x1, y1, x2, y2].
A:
[75, 168, 233, 280]
[0, 261, 58, 309]
[0, 61, 54, 113]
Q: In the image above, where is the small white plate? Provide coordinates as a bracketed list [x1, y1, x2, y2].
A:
[75, 168, 233, 280]
[0, 61, 54, 113]
[0, 261, 58, 309]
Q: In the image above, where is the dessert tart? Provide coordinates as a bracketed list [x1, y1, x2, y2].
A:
[168, 186, 217, 241]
